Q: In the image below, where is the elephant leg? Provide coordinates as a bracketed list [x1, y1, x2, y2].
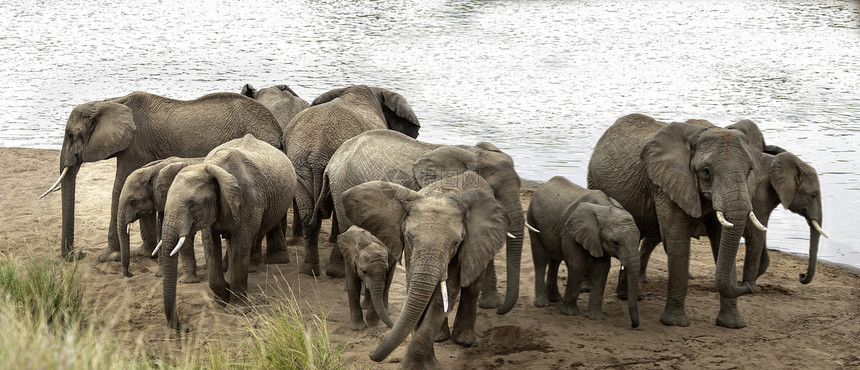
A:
[346, 272, 366, 331]
[585, 257, 610, 321]
[546, 259, 563, 302]
[741, 228, 766, 287]
[227, 231, 256, 305]
[205, 229, 230, 305]
[657, 200, 693, 327]
[136, 212, 158, 257]
[452, 279, 481, 347]
[561, 251, 586, 316]
[478, 260, 503, 309]
[100, 166, 136, 262]
[264, 221, 290, 264]
[325, 243, 346, 278]
[531, 233, 551, 307]
[704, 218, 749, 329]
[638, 237, 660, 284]
[289, 200, 303, 243]
[249, 238, 263, 273]
[435, 317, 451, 342]
[179, 233, 200, 284]
[297, 191, 322, 276]
[580, 259, 593, 293]
[403, 289, 445, 370]
[758, 245, 770, 278]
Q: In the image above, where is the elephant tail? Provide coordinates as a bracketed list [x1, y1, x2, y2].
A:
[308, 171, 333, 236]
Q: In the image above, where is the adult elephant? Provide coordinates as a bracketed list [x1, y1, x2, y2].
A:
[285, 85, 420, 276]
[588, 113, 766, 328]
[315, 129, 525, 314]
[343, 172, 509, 369]
[159, 134, 297, 330]
[240, 84, 309, 132]
[39, 91, 284, 261]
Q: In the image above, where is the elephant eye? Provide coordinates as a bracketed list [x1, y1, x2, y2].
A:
[702, 167, 711, 180]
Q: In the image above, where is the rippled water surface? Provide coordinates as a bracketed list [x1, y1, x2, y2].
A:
[2, 0, 859, 268]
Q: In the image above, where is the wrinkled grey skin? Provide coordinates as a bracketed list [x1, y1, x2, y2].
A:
[314, 129, 524, 315]
[338, 226, 396, 330]
[116, 156, 203, 281]
[159, 135, 296, 330]
[527, 176, 640, 328]
[343, 172, 508, 369]
[240, 84, 309, 134]
[284, 85, 420, 277]
[588, 113, 760, 329]
[48, 91, 283, 262]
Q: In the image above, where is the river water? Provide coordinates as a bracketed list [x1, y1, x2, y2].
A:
[2, 0, 858, 270]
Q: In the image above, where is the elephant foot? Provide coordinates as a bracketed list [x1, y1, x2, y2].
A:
[548, 291, 563, 303]
[434, 323, 451, 342]
[98, 250, 121, 262]
[133, 245, 156, 258]
[249, 261, 264, 273]
[534, 295, 550, 307]
[179, 273, 201, 284]
[62, 250, 86, 262]
[179, 324, 194, 333]
[560, 304, 580, 316]
[366, 312, 380, 327]
[265, 250, 290, 264]
[285, 236, 303, 247]
[349, 319, 367, 331]
[402, 355, 441, 370]
[478, 289, 504, 309]
[742, 282, 763, 294]
[452, 329, 477, 347]
[299, 262, 321, 276]
[715, 312, 746, 329]
[585, 310, 605, 321]
[325, 262, 345, 278]
[660, 309, 690, 327]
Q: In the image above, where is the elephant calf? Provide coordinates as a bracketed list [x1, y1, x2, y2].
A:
[117, 156, 203, 280]
[338, 226, 396, 330]
[527, 176, 640, 328]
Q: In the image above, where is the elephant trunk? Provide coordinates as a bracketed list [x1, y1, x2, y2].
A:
[117, 210, 133, 277]
[368, 279, 394, 328]
[714, 208, 753, 299]
[622, 251, 640, 328]
[799, 222, 821, 284]
[497, 187, 524, 315]
[60, 165, 80, 260]
[160, 214, 187, 330]
[370, 262, 443, 362]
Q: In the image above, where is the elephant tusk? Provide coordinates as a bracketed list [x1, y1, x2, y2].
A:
[812, 220, 829, 239]
[169, 236, 186, 257]
[441, 281, 449, 313]
[39, 167, 69, 199]
[716, 211, 734, 228]
[152, 240, 162, 256]
[506, 232, 516, 239]
[525, 221, 541, 233]
[749, 212, 767, 232]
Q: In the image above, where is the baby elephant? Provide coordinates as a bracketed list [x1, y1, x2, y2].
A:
[527, 176, 640, 328]
[338, 226, 396, 330]
[117, 156, 203, 280]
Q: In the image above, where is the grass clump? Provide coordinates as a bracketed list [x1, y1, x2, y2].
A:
[0, 255, 84, 332]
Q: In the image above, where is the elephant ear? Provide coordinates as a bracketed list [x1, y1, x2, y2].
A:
[155, 162, 189, 211]
[373, 88, 421, 138]
[567, 203, 605, 258]
[413, 146, 477, 187]
[764, 144, 787, 155]
[451, 189, 509, 287]
[205, 164, 242, 222]
[727, 119, 766, 153]
[311, 87, 347, 106]
[342, 181, 422, 261]
[240, 84, 257, 98]
[770, 151, 806, 209]
[641, 122, 707, 218]
[81, 101, 136, 162]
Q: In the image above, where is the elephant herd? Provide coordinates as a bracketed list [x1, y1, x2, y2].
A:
[39, 84, 826, 368]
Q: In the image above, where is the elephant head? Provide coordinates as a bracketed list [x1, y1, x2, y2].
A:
[342, 181, 508, 362]
[566, 200, 641, 328]
[312, 85, 421, 138]
[41, 101, 136, 259]
[412, 143, 524, 314]
[641, 120, 762, 299]
[338, 226, 396, 328]
[160, 163, 241, 329]
[240, 84, 309, 131]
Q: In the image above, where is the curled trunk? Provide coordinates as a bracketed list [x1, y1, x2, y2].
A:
[497, 188, 524, 315]
[60, 166, 80, 259]
[799, 224, 820, 284]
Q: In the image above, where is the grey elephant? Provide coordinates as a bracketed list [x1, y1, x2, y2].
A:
[40, 91, 284, 262]
[240, 84, 309, 133]
[284, 85, 420, 276]
[159, 134, 297, 330]
[343, 171, 509, 369]
[527, 176, 640, 328]
[313, 129, 525, 314]
[116, 156, 203, 280]
[338, 226, 396, 330]
[588, 113, 767, 329]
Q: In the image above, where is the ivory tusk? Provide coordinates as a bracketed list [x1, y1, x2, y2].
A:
[812, 220, 829, 239]
[716, 211, 734, 228]
[749, 212, 767, 232]
[169, 236, 186, 257]
[441, 281, 449, 312]
[151, 240, 162, 256]
[525, 221, 540, 233]
[506, 232, 516, 239]
[39, 167, 69, 199]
